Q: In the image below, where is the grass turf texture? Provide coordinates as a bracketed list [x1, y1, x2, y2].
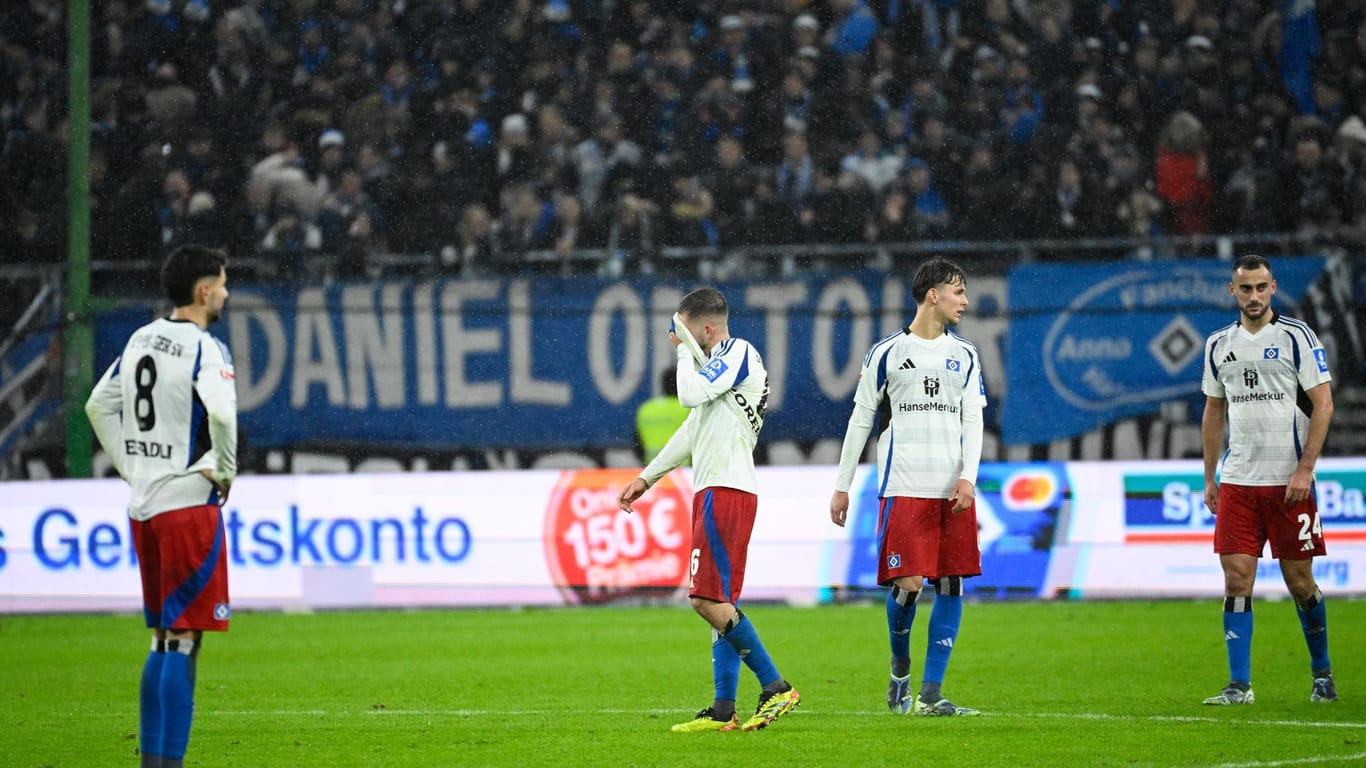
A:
[3, 600, 1364, 767]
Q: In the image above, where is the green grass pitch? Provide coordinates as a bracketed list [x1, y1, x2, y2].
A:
[3, 600, 1364, 767]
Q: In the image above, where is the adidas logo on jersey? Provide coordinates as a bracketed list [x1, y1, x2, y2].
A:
[899, 359, 915, 370]
[1222, 351, 1237, 363]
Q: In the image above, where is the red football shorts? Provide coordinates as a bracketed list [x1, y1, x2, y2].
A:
[877, 496, 982, 585]
[688, 487, 757, 604]
[130, 504, 231, 631]
[1215, 483, 1326, 560]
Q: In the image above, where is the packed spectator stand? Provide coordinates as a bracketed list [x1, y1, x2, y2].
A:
[3, 0, 1365, 285]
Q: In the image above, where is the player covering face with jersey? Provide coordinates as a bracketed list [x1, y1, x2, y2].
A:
[86, 244, 238, 768]
[617, 287, 799, 733]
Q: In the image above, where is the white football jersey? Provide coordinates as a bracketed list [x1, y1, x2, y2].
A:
[852, 328, 987, 499]
[1202, 313, 1332, 486]
[86, 317, 238, 520]
[641, 337, 767, 494]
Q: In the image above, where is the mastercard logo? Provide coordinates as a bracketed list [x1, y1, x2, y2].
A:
[1001, 471, 1059, 511]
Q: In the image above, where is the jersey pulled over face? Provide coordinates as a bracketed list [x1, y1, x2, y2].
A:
[856, 328, 986, 498]
[93, 318, 238, 519]
[1202, 314, 1331, 486]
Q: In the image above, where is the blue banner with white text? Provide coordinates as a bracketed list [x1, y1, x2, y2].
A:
[1001, 258, 1325, 445]
[93, 273, 929, 449]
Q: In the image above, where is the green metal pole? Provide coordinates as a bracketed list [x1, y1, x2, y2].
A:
[64, 0, 93, 478]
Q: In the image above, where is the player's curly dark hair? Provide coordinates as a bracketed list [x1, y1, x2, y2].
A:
[911, 257, 967, 303]
[678, 287, 728, 320]
[161, 244, 227, 307]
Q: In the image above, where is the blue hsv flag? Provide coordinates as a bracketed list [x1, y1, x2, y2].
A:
[1281, 0, 1321, 114]
[1001, 258, 1325, 444]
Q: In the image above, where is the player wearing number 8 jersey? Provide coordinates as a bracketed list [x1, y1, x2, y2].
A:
[617, 287, 799, 732]
[1200, 254, 1336, 706]
[85, 244, 237, 768]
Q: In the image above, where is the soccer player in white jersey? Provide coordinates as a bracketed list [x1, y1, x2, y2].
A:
[617, 287, 800, 732]
[1200, 254, 1336, 706]
[85, 244, 237, 768]
[830, 257, 986, 717]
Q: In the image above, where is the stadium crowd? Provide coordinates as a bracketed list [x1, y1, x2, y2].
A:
[4, 0, 1366, 279]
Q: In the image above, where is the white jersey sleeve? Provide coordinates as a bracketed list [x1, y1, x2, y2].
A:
[1294, 322, 1333, 393]
[640, 408, 695, 487]
[833, 331, 900, 492]
[1201, 323, 1234, 399]
[86, 357, 129, 479]
[195, 333, 239, 488]
[852, 331, 898, 411]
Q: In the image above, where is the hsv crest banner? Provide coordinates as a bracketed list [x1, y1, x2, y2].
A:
[1001, 258, 1324, 444]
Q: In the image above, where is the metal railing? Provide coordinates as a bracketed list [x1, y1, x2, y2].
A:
[0, 264, 64, 467]
[38, 230, 1325, 297]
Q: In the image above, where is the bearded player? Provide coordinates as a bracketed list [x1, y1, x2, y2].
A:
[1200, 254, 1336, 705]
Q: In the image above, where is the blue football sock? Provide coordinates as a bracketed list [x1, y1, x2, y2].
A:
[159, 639, 198, 760]
[887, 585, 917, 676]
[922, 584, 962, 687]
[1295, 588, 1331, 674]
[723, 613, 781, 688]
[140, 642, 166, 766]
[711, 632, 741, 714]
[1223, 596, 1253, 685]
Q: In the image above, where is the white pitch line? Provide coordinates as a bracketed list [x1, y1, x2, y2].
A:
[64, 708, 1366, 767]
[1211, 753, 1366, 768]
[200, 708, 1366, 731]
[1002, 711, 1366, 730]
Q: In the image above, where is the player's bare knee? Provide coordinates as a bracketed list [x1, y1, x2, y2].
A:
[1220, 556, 1256, 595]
[894, 575, 923, 593]
[1289, 584, 1320, 606]
[1223, 574, 1254, 596]
[717, 608, 745, 637]
[1222, 570, 1254, 595]
[702, 604, 743, 638]
[1285, 576, 1316, 598]
[690, 597, 734, 630]
[1281, 572, 1317, 602]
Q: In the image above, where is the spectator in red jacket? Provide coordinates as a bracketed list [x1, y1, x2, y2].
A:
[1155, 111, 1214, 234]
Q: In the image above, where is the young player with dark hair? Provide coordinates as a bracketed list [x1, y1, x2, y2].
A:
[86, 244, 238, 767]
[830, 257, 986, 717]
